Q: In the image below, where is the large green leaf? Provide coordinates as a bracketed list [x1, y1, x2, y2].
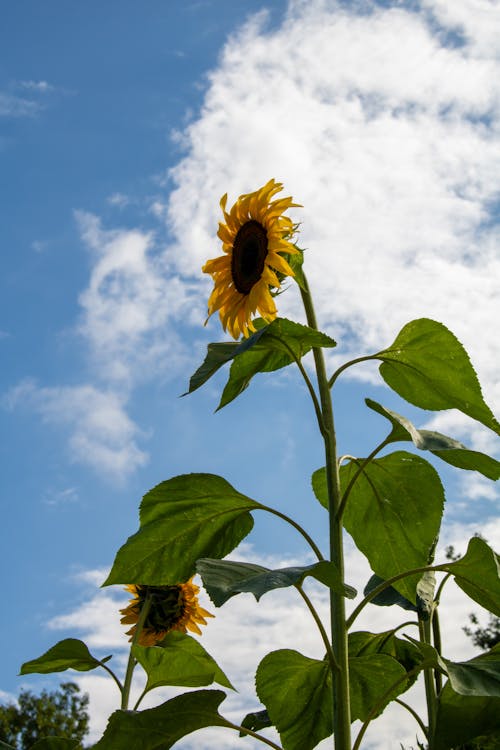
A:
[363, 574, 418, 612]
[366, 399, 500, 479]
[104, 474, 259, 585]
[444, 644, 500, 697]
[184, 342, 240, 395]
[196, 558, 356, 607]
[442, 537, 500, 616]
[20, 639, 110, 675]
[349, 654, 407, 721]
[433, 682, 500, 750]
[255, 650, 332, 750]
[314, 452, 445, 602]
[133, 631, 234, 692]
[92, 690, 231, 750]
[375, 318, 500, 435]
[217, 317, 336, 409]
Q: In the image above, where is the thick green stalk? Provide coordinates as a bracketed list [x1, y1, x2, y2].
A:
[419, 616, 437, 745]
[300, 276, 351, 750]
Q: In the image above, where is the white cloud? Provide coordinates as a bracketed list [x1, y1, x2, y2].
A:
[46, 517, 500, 748]
[0, 92, 39, 117]
[4, 379, 147, 479]
[163, 0, 500, 439]
[19, 80, 54, 93]
[106, 192, 130, 208]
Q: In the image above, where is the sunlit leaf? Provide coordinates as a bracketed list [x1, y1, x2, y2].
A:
[375, 318, 500, 435]
[184, 342, 240, 395]
[196, 558, 356, 607]
[132, 631, 233, 692]
[217, 317, 336, 410]
[20, 639, 109, 676]
[104, 474, 260, 585]
[314, 452, 444, 602]
[92, 690, 231, 750]
[366, 399, 500, 479]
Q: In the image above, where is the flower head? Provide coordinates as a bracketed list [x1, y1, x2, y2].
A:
[202, 179, 300, 339]
[120, 578, 214, 647]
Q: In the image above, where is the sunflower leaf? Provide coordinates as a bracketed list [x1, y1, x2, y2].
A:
[196, 558, 356, 606]
[28, 740, 81, 750]
[239, 709, 273, 736]
[255, 650, 332, 750]
[433, 684, 500, 750]
[314, 452, 445, 603]
[441, 537, 500, 616]
[217, 317, 336, 410]
[349, 653, 407, 721]
[183, 342, 240, 395]
[363, 574, 418, 612]
[104, 474, 260, 586]
[20, 639, 109, 675]
[374, 318, 500, 436]
[366, 399, 500, 480]
[92, 690, 232, 750]
[132, 631, 234, 692]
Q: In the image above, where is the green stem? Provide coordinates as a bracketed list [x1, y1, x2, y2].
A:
[419, 616, 437, 743]
[258, 504, 324, 561]
[328, 355, 379, 389]
[267, 333, 325, 434]
[99, 661, 124, 695]
[394, 698, 428, 739]
[224, 721, 283, 749]
[431, 609, 443, 694]
[336, 437, 392, 522]
[296, 585, 340, 672]
[346, 563, 447, 629]
[300, 275, 351, 750]
[133, 687, 148, 711]
[121, 592, 152, 710]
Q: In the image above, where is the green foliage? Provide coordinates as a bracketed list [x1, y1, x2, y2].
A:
[442, 537, 500, 617]
[255, 650, 332, 750]
[20, 639, 110, 676]
[186, 317, 335, 409]
[104, 474, 260, 585]
[375, 318, 500, 435]
[92, 690, 232, 749]
[313, 451, 445, 602]
[132, 631, 234, 692]
[366, 399, 500, 479]
[196, 558, 356, 606]
[0, 683, 88, 750]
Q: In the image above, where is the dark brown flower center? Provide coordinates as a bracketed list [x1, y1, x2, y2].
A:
[231, 220, 268, 294]
[137, 584, 184, 633]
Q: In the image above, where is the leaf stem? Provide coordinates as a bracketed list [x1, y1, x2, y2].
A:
[296, 585, 340, 672]
[98, 661, 124, 695]
[336, 437, 392, 522]
[120, 591, 152, 710]
[328, 355, 379, 389]
[258, 504, 324, 561]
[300, 275, 351, 750]
[419, 616, 437, 741]
[224, 720, 283, 749]
[346, 564, 448, 629]
[394, 698, 428, 739]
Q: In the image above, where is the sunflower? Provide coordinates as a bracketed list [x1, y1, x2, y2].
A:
[120, 578, 214, 647]
[202, 178, 301, 339]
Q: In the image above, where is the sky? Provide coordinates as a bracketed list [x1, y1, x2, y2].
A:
[1, 0, 499, 748]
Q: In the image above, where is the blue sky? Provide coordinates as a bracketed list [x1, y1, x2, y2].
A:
[1, 1, 499, 748]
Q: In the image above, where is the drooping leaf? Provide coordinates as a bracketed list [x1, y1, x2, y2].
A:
[217, 317, 336, 409]
[443, 644, 500, 697]
[315, 452, 444, 602]
[433, 682, 500, 750]
[196, 558, 356, 607]
[239, 709, 273, 736]
[132, 631, 234, 693]
[416, 570, 436, 620]
[92, 690, 231, 750]
[366, 399, 500, 479]
[256, 650, 332, 750]
[104, 474, 260, 585]
[363, 574, 418, 612]
[349, 630, 423, 699]
[20, 639, 110, 676]
[28, 740, 81, 750]
[442, 537, 500, 617]
[375, 318, 500, 435]
[349, 654, 407, 721]
[184, 342, 240, 395]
